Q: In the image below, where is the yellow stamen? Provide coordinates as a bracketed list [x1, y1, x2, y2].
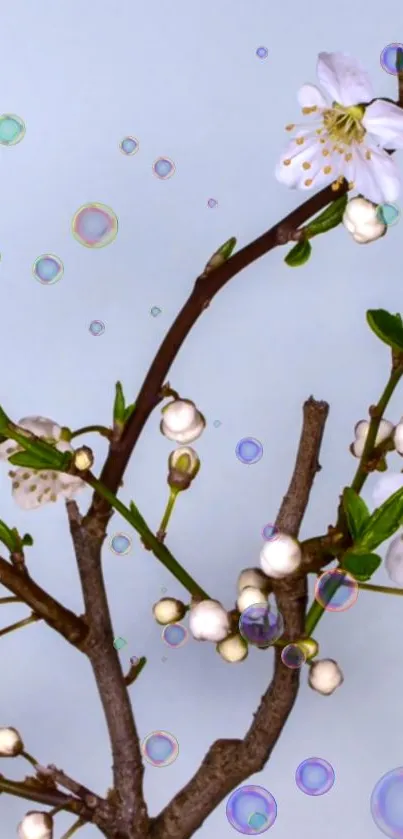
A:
[302, 162, 311, 170]
[348, 181, 355, 189]
[283, 159, 291, 166]
[304, 178, 313, 186]
[365, 149, 372, 160]
[323, 166, 332, 174]
[295, 137, 305, 145]
[345, 153, 352, 161]
[322, 149, 329, 157]
[285, 123, 295, 131]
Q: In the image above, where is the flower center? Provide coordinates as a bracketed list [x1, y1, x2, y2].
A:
[322, 103, 366, 146]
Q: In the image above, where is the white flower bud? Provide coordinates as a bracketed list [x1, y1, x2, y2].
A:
[73, 446, 93, 471]
[351, 418, 394, 457]
[236, 567, 271, 594]
[152, 597, 186, 625]
[342, 197, 386, 244]
[308, 658, 344, 696]
[259, 533, 302, 579]
[385, 533, 403, 585]
[189, 599, 230, 642]
[237, 586, 267, 613]
[160, 399, 206, 444]
[217, 633, 248, 663]
[0, 726, 23, 756]
[394, 420, 403, 455]
[18, 811, 53, 839]
[168, 446, 200, 490]
[372, 472, 403, 507]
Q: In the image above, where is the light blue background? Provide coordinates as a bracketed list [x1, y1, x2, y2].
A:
[0, 2, 402, 837]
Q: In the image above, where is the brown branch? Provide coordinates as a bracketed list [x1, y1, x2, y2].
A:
[0, 776, 94, 821]
[36, 764, 105, 811]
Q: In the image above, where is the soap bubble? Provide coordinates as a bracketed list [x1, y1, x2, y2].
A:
[371, 767, 403, 838]
[226, 785, 277, 834]
[0, 114, 26, 145]
[213, 419, 222, 428]
[109, 533, 132, 555]
[281, 643, 306, 669]
[33, 254, 64, 285]
[314, 568, 358, 612]
[150, 306, 162, 317]
[152, 157, 175, 179]
[119, 136, 139, 155]
[239, 603, 284, 648]
[295, 758, 335, 796]
[377, 203, 400, 226]
[236, 438, 263, 465]
[256, 47, 269, 59]
[89, 320, 105, 336]
[141, 731, 179, 767]
[207, 198, 218, 208]
[72, 203, 118, 248]
[261, 523, 278, 541]
[162, 623, 189, 648]
[380, 44, 403, 75]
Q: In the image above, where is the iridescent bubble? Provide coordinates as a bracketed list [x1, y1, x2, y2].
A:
[119, 136, 139, 155]
[152, 157, 176, 180]
[236, 438, 263, 465]
[150, 306, 162, 317]
[261, 524, 278, 541]
[33, 254, 64, 285]
[295, 758, 335, 796]
[207, 198, 218, 208]
[239, 603, 284, 648]
[281, 643, 306, 670]
[314, 568, 358, 612]
[89, 320, 105, 336]
[141, 731, 179, 767]
[72, 203, 118, 248]
[0, 114, 26, 146]
[380, 43, 403, 75]
[377, 203, 400, 226]
[109, 533, 132, 555]
[162, 623, 189, 648]
[226, 785, 277, 834]
[256, 46, 269, 60]
[371, 767, 403, 838]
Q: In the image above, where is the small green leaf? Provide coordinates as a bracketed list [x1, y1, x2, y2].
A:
[216, 237, 237, 261]
[204, 237, 237, 273]
[0, 521, 18, 553]
[358, 487, 403, 551]
[342, 551, 382, 582]
[0, 406, 11, 432]
[305, 195, 348, 237]
[366, 309, 403, 352]
[284, 238, 312, 267]
[375, 456, 388, 472]
[113, 381, 126, 426]
[21, 533, 34, 547]
[124, 402, 136, 422]
[342, 488, 370, 540]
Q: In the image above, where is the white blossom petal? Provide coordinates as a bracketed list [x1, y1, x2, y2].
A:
[363, 100, 403, 149]
[385, 533, 403, 585]
[275, 134, 340, 190]
[354, 144, 401, 204]
[316, 52, 374, 106]
[297, 84, 327, 109]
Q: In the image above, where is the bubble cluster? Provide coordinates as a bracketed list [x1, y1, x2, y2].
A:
[141, 731, 179, 767]
[281, 643, 306, 669]
[371, 767, 403, 838]
[236, 438, 263, 465]
[119, 136, 139, 155]
[261, 523, 278, 541]
[226, 785, 277, 834]
[239, 603, 284, 648]
[109, 533, 132, 555]
[314, 568, 358, 612]
[377, 203, 400, 226]
[72, 203, 118, 248]
[152, 157, 175, 180]
[89, 320, 105, 336]
[33, 254, 64, 285]
[256, 47, 269, 60]
[162, 623, 189, 648]
[207, 198, 218, 208]
[0, 114, 26, 146]
[380, 43, 403, 75]
[295, 758, 335, 796]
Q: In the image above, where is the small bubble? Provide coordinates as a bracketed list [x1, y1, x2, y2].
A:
[72, 202, 118, 248]
[281, 643, 306, 669]
[213, 420, 222, 428]
[239, 603, 284, 648]
[226, 785, 277, 834]
[113, 637, 127, 651]
[162, 623, 189, 648]
[236, 437, 263, 465]
[295, 758, 335, 796]
[150, 306, 162, 317]
[256, 46, 269, 60]
[119, 136, 139, 155]
[33, 254, 64, 285]
[152, 157, 176, 180]
[141, 731, 179, 767]
[110, 532, 132, 555]
[371, 767, 403, 838]
[377, 203, 400, 226]
[380, 43, 403, 75]
[89, 320, 105, 336]
[130, 656, 139, 667]
[261, 523, 278, 541]
[0, 114, 26, 146]
[315, 568, 358, 612]
[207, 198, 218, 208]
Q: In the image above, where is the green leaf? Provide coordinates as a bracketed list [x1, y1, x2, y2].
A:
[342, 488, 370, 540]
[305, 195, 348, 237]
[358, 487, 403, 551]
[21, 533, 34, 547]
[7, 428, 66, 467]
[342, 551, 382, 582]
[113, 381, 126, 426]
[0, 520, 18, 553]
[366, 309, 403, 352]
[8, 451, 59, 469]
[124, 402, 136, 422]
[0, 406, 11, 432]
[284, 239, 312, 267]
[204, 237, 237, 272]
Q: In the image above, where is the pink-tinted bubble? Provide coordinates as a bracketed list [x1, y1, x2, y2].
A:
[162, 623, 189, 649]
[281, 643, 306, 669]
[141, 731, 179, 767]
[226, 785, 277, 834]
[295, 758, 335, 796]
[371, 767, 403, 838]
[314, 568, 358, 612]
[261, 523, 278, 541]
[33, 254, 64, 285]
[72, 202, 118, 248]
[239, 603, 284, 648]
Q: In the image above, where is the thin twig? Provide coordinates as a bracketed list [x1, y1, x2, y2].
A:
[0, 613, 40, 638]
[0, 776, 93, 820]
[36, 764, 103, 809]
[124, 656, 147, 686]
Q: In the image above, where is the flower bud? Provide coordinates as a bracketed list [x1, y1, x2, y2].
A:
[160, 399, 206, 444]
[296, 637, 319, 661]
[351, 418, 394, 457]
[308, 658, 343, 695]
[394, 419, 403, 455]
[73, 446, 94, 472]
[0, 726, 23, 756]
[385, 533, 403, 585]
[189, 599, 230, 642]
[217, 633, 248, 663]
[152, 597, 186, 625]
[18, 811, 53, 839]
[237, 586, 268, 613]
[167, 446, 200, 491]
[260, 533, 302, 579]
[236, 567, 271, 594]
[342, 197, 386, 244]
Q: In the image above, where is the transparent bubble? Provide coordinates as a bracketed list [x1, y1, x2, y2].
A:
[162, 623, 189, 648]
[0, 114, 26, 146]
[89, 320, 105, 336]
[256, 47, 269, 59]
[72, 203, 118, 248]
[239, 603, 284, 648]
[371, 767, 403, 838]
[236, 438, 263, 465]
[113, 636, 127, 651]
[207, 198, 218, 208]
[33, 254, 64, 285]
[314, 568, 358, 612]
[261, 523, 278, 541]
[226, 785, 277, 834]
[150, 306, 162, 317]
[295, 758, 335, 796]
[213, 419, 222, 428]
[377, 203, 400, 226]
[141, 731, 179, 767]
[152, 157, 176, 180]
[109, 533, 132, 555]
[119, 136, 139, 155]
[281, 643, 306, 670]
[380, 44, 403, 75]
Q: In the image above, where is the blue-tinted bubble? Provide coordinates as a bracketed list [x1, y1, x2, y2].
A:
[261, 523, 278, 541]
[213, 419, 222, 428]
[207, 198, 218, 208]
[239, 603, 284, 648]
[380, 44, 403, 75]
[33, 254, 64, 285]
[141, 731, 179, 767]
[315, 568, 358, 612]
[162, 623, 189, 648]
[152, 157, 175, 180]
[377, 203, 400, 226]
[89, 320, 105, 336]
[113, 636, 127, 651]
[256, 47, 268, 60]
[226, 785, 277, 834]
[0, 114, 26, 146]
[110, 533, 132, 555]
[281, 643, 306, 669]
[371, 767, 403, 838]
[150, 306, 162, 317]
[295, 758, 335, 796]
[120, 136, 139, 155]
[236, 438, 263, 465]
[72, 202, 118, 248]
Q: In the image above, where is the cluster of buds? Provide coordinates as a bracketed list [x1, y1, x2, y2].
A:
[342, 197, 386, 245]
[350, 418, 394, 458]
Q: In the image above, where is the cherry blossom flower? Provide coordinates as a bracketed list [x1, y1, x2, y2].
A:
[276, 52, 403, 203]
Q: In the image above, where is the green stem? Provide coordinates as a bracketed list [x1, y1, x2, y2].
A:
[305, 571, 346, 636]
[69, 425, 112, 441]
[158, 489, 179, 538]
[60, 819, 85, 839]
[21, 750, 38, 769]
[354, 580, 403, 596]
[0, 613, 40, 638]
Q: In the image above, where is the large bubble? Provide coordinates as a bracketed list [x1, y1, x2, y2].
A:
[226, 785, 277, 834]
[72, 203, 118, 248]
[371, 767, 403, 838]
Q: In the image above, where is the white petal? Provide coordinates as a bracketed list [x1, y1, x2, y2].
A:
[297, 84, 327, 109]
[275, 134, 340, 190]
[394, 423, 403, 454]
[363, 100, 403, 149]
[18, 416, 61, 440]
[385, 533, 403, 585]
[0, 439, 20, 461]
[317, 52, 374, 106]
[354, 144, 401, 204]
[161, 416, 205, 444]
[372, 473, 403, 507]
